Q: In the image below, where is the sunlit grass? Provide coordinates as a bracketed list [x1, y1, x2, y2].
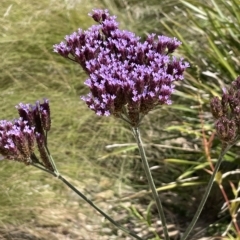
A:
[0, 0, 133, 231]
[1, 0, 240, 238]
[100, 0, 240, 238]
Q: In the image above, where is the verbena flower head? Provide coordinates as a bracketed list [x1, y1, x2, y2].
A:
[0, 99, 54, 171]
[16, 99, 53, 170]
[0, 118, 35, 164]
[54, 9, 189, 126]
[210, 76, 240, 143]
[16, 98, 51, 134]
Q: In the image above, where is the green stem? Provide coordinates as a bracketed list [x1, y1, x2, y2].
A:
[58, 175, 143, 240]
[32, 152, 143, 240]
[32, 162, 57, 176]
[181, 144, 231, 240]
[132, 127, 170, 240]
[45, 145, 59, 176]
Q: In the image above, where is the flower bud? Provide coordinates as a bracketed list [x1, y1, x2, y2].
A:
[0, 118, 35, 164]
[39, 99, 51, 131]
[215, 117, 236, 143]
[36, 133, 54, 171]
[210, 97, 223, 119]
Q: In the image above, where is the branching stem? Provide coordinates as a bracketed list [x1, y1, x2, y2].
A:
[32, 158, 143, 240]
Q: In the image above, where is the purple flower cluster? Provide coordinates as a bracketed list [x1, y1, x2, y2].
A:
[210, 76, 240, 143]
[16, 99, 53, 170]
[0, 99, 53, 170]
[17, 98, 51, 135]
[54, 9, 189, 126]
[0, 118, 35, 164]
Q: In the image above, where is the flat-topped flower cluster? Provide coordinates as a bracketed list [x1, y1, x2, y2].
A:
[54, 9, 189, 126]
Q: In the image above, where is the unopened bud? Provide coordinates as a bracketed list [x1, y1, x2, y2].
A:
[215, 117, 236, 143]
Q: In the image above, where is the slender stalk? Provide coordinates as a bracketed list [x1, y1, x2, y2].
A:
[45, 145, 59, 176]
[32, 151, 143, 240]
[132, 127, 170, 240]
[32, 162, 57, 176]
[181, 144, 231, 240]
[58, 175, 143, 240]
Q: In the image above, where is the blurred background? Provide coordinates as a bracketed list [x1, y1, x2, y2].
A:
[0, 0, 239, 239]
